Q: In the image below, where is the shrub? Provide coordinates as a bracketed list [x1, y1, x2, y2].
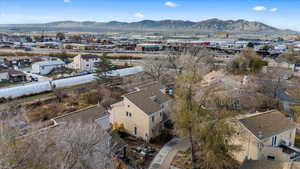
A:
[27, 103, 66, 122]
[227, 48, 268, 74]
[295, 136, 300, 147]
[249, 56, 268, 73]
[84, 92, 102, 105]
[227, 56, 248, 74]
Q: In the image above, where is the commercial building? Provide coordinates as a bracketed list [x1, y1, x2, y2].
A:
[32, 59, 65, 75]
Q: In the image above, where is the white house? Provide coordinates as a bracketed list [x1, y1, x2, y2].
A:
[67, 54, 100, 72]
[32, 59, 65, 75]
[0, 71, 9, 82]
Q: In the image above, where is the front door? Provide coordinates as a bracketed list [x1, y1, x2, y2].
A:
[272, 136, 277, 147]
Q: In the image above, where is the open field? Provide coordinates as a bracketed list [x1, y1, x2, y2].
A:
[0, 72, 154, 122]
[0, 49, 164, 60]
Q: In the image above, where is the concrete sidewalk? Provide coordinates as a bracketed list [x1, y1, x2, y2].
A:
[149, 138, 190, 169]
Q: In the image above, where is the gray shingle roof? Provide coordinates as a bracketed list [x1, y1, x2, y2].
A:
[81, 54, 99, 60]
[124, 82, 171, 115]
[34, 60, 65, 66]
[292, 163, 300, 169]
[239, 110, 296, 140]
[53, 105, 106, 124]
[239, 160, 285, 169]
[8, 69, 26, 76]
[240, 160, 300, 169]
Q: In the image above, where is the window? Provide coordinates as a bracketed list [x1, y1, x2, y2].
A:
[126, 112, 132, 117]
[258, 143, 263, 151]
[134, 127, 137, 135]
[267, 156, 275, 160]
[160, 112, 162, 117]
[152, 116, 155, 123]
[86, 64, 89, 67]
[128, 105, 130, 108]
[272, 136, 277, 147]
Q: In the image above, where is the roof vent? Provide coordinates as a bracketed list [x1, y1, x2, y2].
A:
[150, 95, 157, 101]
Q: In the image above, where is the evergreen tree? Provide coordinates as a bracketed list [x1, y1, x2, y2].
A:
[94, 54, 114, 84]
[56, 32, 65, 41]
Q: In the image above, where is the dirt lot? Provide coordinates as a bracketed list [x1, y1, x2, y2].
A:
[0, 72, 156, 123]
[0, 49, 160, 60]
[25, 82, 126, 122]
[0, 81, 125, 122]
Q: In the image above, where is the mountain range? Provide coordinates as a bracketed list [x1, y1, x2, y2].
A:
[0, 18, 298, 34]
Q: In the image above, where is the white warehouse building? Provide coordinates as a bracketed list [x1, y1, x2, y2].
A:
[32, 59, 65, 75]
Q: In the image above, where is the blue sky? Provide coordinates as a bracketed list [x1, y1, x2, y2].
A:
[0, 0, 300, 31]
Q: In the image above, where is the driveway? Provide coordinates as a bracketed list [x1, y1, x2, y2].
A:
[149, 138, 190, 169]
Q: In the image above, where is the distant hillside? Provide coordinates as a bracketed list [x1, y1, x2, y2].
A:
[0, 18, 298, 34]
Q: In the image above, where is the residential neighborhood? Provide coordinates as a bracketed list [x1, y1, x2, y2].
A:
[2, 1, 300, 169]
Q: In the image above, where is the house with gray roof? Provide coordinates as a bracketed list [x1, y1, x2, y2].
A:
[239, 160, 300, 169]
[109, 82, 172, 141]
[8, 69, 27, 82]
[52, 105, 110, 130]
[233, 110, 300, 163]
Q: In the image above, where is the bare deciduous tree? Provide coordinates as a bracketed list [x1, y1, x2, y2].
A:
[177, 47, 216, 77]
[166, 49, 182, 75]
[276, 51, 300, 69]
[172, 47, 229, 169]
[48, 123, 114, 169]
[0, 109, 114, 169]
[53, 88, 68, 103]
[257, 67, 290, 99]
[143, 59, 167, 81]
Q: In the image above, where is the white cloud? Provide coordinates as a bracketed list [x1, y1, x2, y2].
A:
[253, 6, 267, 11]
[165, 1, 178, 7]
[269, 8, 278, 12]
[134, 13, 144, 19]
[64, 0, 71, 3]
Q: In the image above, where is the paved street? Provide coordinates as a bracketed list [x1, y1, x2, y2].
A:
[149, 138, 190, 169]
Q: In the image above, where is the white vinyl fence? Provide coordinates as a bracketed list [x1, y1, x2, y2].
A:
[0, 66, 143, 99]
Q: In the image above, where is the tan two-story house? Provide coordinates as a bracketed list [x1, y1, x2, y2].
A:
[233, 110, 300, 163]
[109, 83, 172, 141]
[68, 54, 100, 72]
